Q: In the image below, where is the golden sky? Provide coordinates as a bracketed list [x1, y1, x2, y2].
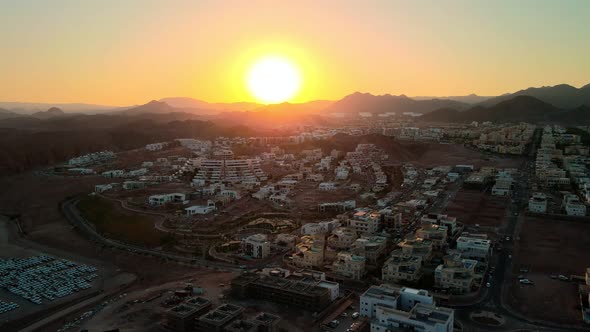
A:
[1, 0, 589, 105]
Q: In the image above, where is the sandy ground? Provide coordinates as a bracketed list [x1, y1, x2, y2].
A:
[507, 216, 590, 325]
[443, 189, 509, 228]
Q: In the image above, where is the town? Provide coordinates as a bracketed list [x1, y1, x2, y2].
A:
[2, 119, 589, 332]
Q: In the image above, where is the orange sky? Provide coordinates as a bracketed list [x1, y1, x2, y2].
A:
[1, 0, 589, 105]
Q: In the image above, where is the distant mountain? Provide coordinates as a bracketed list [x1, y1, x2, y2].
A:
[481, 83, 590, 109]
[118, 100, 176, 115]
[412, 94, 493, 104]
[0, 108, 20, 120]
[323, 92, 469, 115]
[32, 107, 65, 119]
[420, 95, 590, 125]
[0, 102, 120, 114]
[159, 97, 260, 113]
[252, 100, 334, 114]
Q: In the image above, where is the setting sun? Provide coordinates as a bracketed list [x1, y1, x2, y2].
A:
[247, 56, 301, 104]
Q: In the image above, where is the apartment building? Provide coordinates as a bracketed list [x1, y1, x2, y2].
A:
[196, 304, 244, 332]
[332, 252, 366, 280]
[164, 297, 212, 332]
[420, 213, 460, 238]
[292, 235, 325, 269]
[349, 209, 382, 235]
[434, 253, 477, 294]
[327, 227, 358, 250]
[528, 193, 548, 213]
[456, 233, 491, 260]
[360, 285, 453, 332]
[149, 193, 186, 206]
[382, 250, 423, 283]
[231, 273, 332, 312]
[192, 158, 267, 187]
[563, 194, 587, 216]
[241, 234, 271, 259]
[415, 223, 448, 251]
[351, 236, 388, 264]
[399, 237, 433, 263]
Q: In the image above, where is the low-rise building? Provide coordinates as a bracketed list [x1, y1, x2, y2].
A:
[349, 209, 382, 235]
[164, 297, 212, 332]
[399, 237, 433, 263]
[185, 205, 215, 216]
[434, 253, 477, 294]
[241, 234, 271, 259]
[563, 194, 587, 216]
[351, 235, 388, 264]
[382, 250, 423, 283]
[360, 285, 454, 332]
[456, 233, 491, 260]
[149, 193, 186, 206]
[528, 192, 548, 213]
[327, 227, 358, 250]
[292, 235, 325, 269]
[416, 223, 448, 251]
[196, 303, 244, 332]
[332, 252, 366, 280]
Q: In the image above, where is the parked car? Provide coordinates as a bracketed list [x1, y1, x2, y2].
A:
[558, 275, 569, 281]
[486, 282, 491, 288]
[352, 312, 360, 319]
[519, 279, 534, 285]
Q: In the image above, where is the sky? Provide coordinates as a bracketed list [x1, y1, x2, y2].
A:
[1, 0, 589, 106]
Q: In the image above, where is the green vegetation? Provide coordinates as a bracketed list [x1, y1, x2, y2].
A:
[78, 196, 169, 247]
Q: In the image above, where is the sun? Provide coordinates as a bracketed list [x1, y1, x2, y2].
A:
[247, 56, 301, 104]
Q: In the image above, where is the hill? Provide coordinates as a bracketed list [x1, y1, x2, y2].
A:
[32, 107, 65, 119]
[481, 83, 590, 108]
[159, 97, 260, 113]
[323, 92, 469, 115]
[419, 96, 590, 125]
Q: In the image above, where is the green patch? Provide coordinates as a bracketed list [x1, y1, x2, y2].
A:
[78, 196, 168, 247]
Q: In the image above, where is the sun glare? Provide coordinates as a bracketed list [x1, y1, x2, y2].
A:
[247, 56, 301, 104]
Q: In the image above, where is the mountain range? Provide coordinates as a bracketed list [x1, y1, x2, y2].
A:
[419, 95, 590, 125]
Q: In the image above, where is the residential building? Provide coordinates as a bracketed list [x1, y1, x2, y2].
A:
[416, 223, 448, 251]
[149, 193, 186, 206]
[563, 194, 587, 216]
[196, 304, 244, 332]
[382, 250, 423, 283]
[351, 235, 388, 264]
[349, 209, 382, 235]
[528, 193, 548, 213]
[456, 233, 491, 260]
[185, 205, 215, 216]
[399, 237, 433, 263]
[241, 234, 271, 259]
[292, 235, 325, 269]
[332, 252, 366, 280]
[301, 220, 341, 236]
[360, 284, 453, 332]
[434, 253, 477, 294]
[164, 297, 212, 332]
[327, 227, 358, 250]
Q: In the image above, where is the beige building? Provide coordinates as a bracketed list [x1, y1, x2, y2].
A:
[382, 249, 423, 283]
[351, 235, 388, 264]
[291, 235, 325, 269]
[434, 253, 478, 294]
[327, 227, 358, 250]
[399, 236, 433, 263]
[331, 252, 366, 280]
[415, 223, 448, 251]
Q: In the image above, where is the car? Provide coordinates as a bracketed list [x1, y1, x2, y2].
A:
[352, 312, 360, 319]
[514, 212, 519, 216]
[341, 312, 348, 318]
[328, 320, 340, 328]
[558, 275, 569, 281]
[486, 282, 491, 288]
[519, 279, 534, 285]
[505, 236, 510, 241]
[517, 275, 525, 279]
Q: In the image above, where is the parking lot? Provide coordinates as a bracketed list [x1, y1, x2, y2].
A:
[507, 216, 590, 325]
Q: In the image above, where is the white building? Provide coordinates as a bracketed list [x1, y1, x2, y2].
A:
[456, 233, 491, 260]
[241, 234, 271, 259]
[563, 194, 587, 216]
[349, 209, 382, 235]
[185, 205, 215, 216]
[528, 193, 548, 213]
[360, 285, 454, 332]
[331, 252, 366, 280]
[102, 170, 125, 178]
[301, 220, 341, 236]
[318, 182, 337, 191]
[145, 142, 168, 151]
[148, 193, 186, 206]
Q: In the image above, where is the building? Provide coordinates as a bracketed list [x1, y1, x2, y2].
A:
[528, 193, 548, 213]
[241, 234, 271, 259]
[399, 237, 433, 263]
[318, 182, 337, 191]
[563, 194, 587, 216]
[420, 214, 460, 237]
[164, 297, 212, 332]
[415, 223, 448, 251]
[231, 273, 332, 312]
[301, 220, 341, 236]
[382, 250, 423, 283]
[360, 285, 454, 332]
[292, 235, 325, 269]
[327, 227, 358, 250]
[434, 253, 477, 294]
[185, 205, 216, 216]
[349, 209, 382, 235]
[149, 193, 186, 206]
[456, 233, 491, 260]
[196, 304, 244, 332]
[351, 236, 388, 264]
[332, 252, 366, 280]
